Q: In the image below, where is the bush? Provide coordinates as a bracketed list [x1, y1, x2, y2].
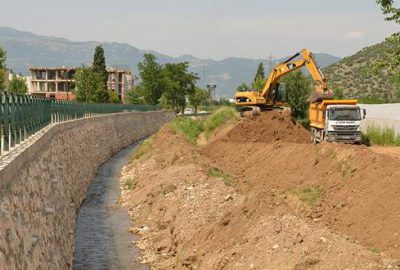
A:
[132, 137, 154, 160]
[122, 178, 136, 190]
[296, 186, 324, 206]
[171, 117, 204, 143]
[203, 107, 238, 137]
[363, 125, 400, 146]
[208, 167, 234, 186]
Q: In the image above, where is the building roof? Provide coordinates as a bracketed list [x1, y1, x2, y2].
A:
[29, 66, 76, 71]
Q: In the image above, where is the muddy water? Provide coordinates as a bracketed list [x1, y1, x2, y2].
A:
[73, 143, 148, 270]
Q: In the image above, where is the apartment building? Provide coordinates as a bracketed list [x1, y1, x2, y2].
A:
[28, 66, 133, 101]
[29, 67, 76, 100]
[106, 67, 134, 101]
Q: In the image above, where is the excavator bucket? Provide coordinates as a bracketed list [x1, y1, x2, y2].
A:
[308, 91, 334, 103]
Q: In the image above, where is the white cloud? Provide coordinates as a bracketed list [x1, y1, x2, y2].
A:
[343, 31, 365, 40]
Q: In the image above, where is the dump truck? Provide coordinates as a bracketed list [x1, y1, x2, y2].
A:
[309, 99, 366, 144]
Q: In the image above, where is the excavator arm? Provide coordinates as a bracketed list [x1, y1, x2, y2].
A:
[260, 49, 330, 102]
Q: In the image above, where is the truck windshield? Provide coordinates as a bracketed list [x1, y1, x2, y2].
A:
[329, 108, 361, 121]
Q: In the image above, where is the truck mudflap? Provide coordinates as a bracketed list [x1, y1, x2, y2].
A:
[327, 132, 362, 144]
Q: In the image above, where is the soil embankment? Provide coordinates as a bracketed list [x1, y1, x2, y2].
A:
[120, 112, 400, 270]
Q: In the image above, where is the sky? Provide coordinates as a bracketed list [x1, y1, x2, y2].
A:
[1, 0, 399, 60]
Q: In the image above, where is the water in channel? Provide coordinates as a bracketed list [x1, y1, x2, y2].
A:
[73, 142, 148, 270]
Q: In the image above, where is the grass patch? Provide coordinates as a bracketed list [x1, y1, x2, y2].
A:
[338, 158, 353, 177]
[132, 137, 154, 160]
[122, 178, 136, 190]
[171, 117, 204, 143]
[362, 125, 400, 146]
[208, 167, 235, 187]
[367, 246, 380, 254]
[295, 186, 325, 206]
[204, 107, 238, 138]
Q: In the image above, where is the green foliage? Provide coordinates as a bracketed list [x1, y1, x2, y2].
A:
[362, 125, 400, 146]
[122, 178, 136, 190]
[8, 74, 28, 94]
[133, 137, 154, 160]
[236, 82, 250, 91]
[252, 75, 266, 91]
[332, 87, 344, 99]
[295, 186, 325, 206]
[138, 53, 165, 104]
[359, 96, 385, 104]
[108, 90, 120, 103]
[74, 67, 109, 103]
[254, 62, 265, 80]
[92, 45, 108, 89]
[0, 47, 6, 89]
[171, 117, 204, 143]
[204, 107, 238, 137]
[161, 62, 199, 113]
[377, 0, 400, 23]
[367, 246, 381, 254]
[208, 167, 234, 186]
[124, 87, 145, 104]
[375, 0, 400, 100]
[281, 71, 311, 120]
[189, 87, 209, 114]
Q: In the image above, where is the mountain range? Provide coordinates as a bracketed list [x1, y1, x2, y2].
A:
[0, 26, 341, 98]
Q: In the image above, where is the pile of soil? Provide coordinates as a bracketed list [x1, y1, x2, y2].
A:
[119, 113, 400, 269]
[221, 111, 310, 143]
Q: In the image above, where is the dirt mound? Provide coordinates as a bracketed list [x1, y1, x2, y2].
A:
[120, 120, 400, 269]
[221, 111, 310, 144]
[203, 137, 400, 261]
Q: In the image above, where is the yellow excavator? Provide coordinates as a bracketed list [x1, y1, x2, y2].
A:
[234, 49, 333, 115]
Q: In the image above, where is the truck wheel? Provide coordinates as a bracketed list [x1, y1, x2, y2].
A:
[311, 130, 317, 144]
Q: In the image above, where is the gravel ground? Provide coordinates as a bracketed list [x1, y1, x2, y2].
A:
[360, 104, 400, 135]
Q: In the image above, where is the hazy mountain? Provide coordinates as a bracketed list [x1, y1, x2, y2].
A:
[0, 26, 341, 98]
[323, 40, 398, 102]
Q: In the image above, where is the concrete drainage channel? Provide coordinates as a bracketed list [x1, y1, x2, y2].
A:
[73, 142, 149, 270]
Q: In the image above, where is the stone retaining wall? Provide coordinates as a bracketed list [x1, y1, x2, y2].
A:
[0, 111, 174, 270]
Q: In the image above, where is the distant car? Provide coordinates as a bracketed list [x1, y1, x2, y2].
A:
[184, 108, 194, 114]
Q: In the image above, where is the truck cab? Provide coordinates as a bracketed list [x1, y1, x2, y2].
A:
[309, 100, 366, 144]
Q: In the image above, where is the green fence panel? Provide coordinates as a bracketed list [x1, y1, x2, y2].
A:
[0, 90, 162, 156]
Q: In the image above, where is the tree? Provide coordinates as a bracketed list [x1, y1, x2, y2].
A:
[252, 75, 266, 91]
[162, 62, 199, 113]
[254, 62, 265, 81]
[9, 74, 28, 94]
[138, 54, 165, 104]
[236, 83, 250, 91]
[377, 0, 400, 23]
[74, 67, 108, 103]
[92, 45, 108, 89]
[108, 90, 120, 103]
[0, 47, 6, 90]
[333, 87, 344, 99]
[189, 87, 209, 115]
[376, 0, 400, 97]
[124, 87, 145, 104]
[281, 71, 311, 120]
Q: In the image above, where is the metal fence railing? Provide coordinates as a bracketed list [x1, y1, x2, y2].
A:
[0, 92, 161, 154]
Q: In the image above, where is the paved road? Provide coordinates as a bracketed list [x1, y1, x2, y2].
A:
[73, 143, 148, 270]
